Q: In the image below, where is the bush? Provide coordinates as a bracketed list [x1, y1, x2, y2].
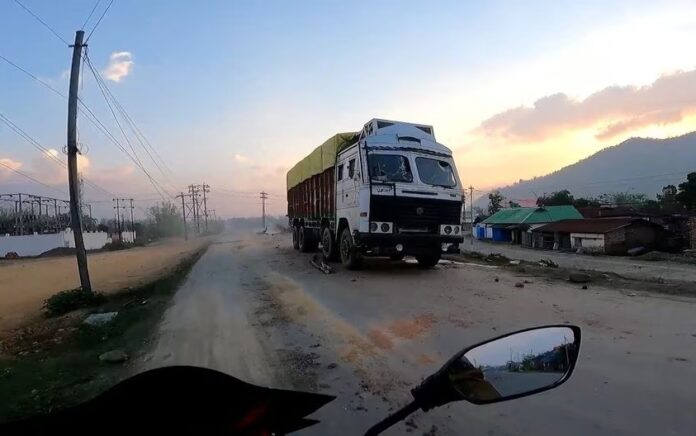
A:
[103, 241, 133, 251]
[44, 288, 106, 317]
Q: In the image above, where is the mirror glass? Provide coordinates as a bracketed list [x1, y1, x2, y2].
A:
[447, 327, 578, 403]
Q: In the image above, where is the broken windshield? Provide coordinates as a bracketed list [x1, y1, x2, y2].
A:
[369, 154, 413, 183]
[415, 157, 456, 187]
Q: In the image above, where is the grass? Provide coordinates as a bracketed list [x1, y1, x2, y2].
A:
[43, 288, 106, 317]
[0, 246, 207, 422]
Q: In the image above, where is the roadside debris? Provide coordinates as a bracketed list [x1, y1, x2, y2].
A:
[509, 260, 521, 265]
[98, 349, 128, 363]
[569, 273, 591, 283]
[538, 259, 558, 268]
[514, 282, 525, 288]
[627, 292, 637, 297]
[83, 312, 118, 326]
[310, 254, 333, 274]
[494, 277, 499, 282]
[582, 285, 588, 290]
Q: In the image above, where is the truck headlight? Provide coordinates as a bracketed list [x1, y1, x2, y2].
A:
[453, 226, 460, 234]
[380, 223, 391, 233]
[444, 225, 452, 234]
[370, 222, 378, 232]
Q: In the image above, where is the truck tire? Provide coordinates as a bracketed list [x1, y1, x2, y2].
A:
[292, 226, 300, 250]
[389, 253, 405, 261]
[416, 252, 441, 269]
[321, 227, 339, 261]
[339, 227, 362, 269]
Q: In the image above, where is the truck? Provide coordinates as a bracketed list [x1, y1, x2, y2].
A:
[286, 119, 464, 269]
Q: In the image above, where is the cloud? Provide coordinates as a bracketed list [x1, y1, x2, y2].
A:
[233, 153, 251, 163]
[0, 158, 23, 181]
[477, 68, 696, 141]
[103, 51, 134, 82]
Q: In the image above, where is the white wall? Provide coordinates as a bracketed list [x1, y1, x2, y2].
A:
[571, 233, 605, 252]
[0, 229, 110, 257]
[112, 231, 136, 243]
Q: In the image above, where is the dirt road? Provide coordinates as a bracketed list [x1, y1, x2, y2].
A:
[461, 236, 696, 283]
[0, 239, 207, 333]
[143, 232, 696, 435]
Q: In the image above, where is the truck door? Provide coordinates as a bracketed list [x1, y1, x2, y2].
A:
[337, 150, 359, 212]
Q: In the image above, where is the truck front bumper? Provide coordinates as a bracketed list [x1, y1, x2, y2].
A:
[355, 232, 463, 255]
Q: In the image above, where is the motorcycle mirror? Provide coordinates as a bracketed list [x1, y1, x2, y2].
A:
[446, 325, 580, 404]
[365, 325, 581, 436]
[411, 325, 581, 411]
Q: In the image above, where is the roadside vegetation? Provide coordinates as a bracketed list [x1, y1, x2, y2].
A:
[0, 245, 207, 422]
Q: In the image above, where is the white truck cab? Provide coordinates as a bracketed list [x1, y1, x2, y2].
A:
[333, 119, 463, 268]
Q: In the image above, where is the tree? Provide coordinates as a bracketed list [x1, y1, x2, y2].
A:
[537, 190, 574, 206]
[573, 197, 601, 208]
[488, 190, 505, 215]
[147, 201, 183, 238]
[675, 172, 696, 211]
[598, 192, 649, 206]
[657, 184, 677, 204]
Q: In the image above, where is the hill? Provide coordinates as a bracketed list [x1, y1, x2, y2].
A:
[475, 132, 696, 207]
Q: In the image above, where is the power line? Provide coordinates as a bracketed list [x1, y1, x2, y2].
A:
[12, 0, 69, 46]
[83, 54, 178, 187]
[0, 159, 67, 195]
[81, 0, 102, 30]
[0, 111, 116, 199]
[82, 54, 172, 202]
[0, 54, 67, 98]
[85, 0, 115, 43]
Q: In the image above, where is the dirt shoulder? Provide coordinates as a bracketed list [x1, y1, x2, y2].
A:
[0, 238, 209, 334]
[0, 246, 207, 422]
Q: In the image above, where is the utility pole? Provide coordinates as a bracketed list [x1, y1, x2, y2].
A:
[260, 191, 268, 230]
[469, 185, 474, 245]
[18, 193, 23, 235]
[114, 198, 122, 241]
[176, 192, 188, 240]
[129, 199, 135, 235]
[67, 30, 92, 293]
[202, 183, 209, 232]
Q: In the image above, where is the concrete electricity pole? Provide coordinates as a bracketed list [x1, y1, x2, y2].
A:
[176, 192, 188, 241]
[469, 185, 474, 245]
[260, 191, 268, 230]
[202, 183, 209, 232]
[67, 30, 92, 293]
[129, 199, 135, 234]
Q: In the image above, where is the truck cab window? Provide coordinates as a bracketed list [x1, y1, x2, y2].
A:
[337, 164, 344, 180]
[369, 154, 413, 183]
[348, 159, 355, 179]
[415, 157, 456, 187]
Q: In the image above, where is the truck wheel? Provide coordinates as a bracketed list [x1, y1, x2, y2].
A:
[416, 252, 441, 269]
[299, 226, 312, 252]
[389, 253, 405, 261]
[292, 226, 300, 250]
[339, 227, 362, 269]
[321, 227, 339, 261]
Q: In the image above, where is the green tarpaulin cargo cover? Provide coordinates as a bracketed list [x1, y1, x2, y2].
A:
[286, 132, 358, 191]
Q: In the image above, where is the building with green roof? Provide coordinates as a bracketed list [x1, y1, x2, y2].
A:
[478, 205, 582, 242]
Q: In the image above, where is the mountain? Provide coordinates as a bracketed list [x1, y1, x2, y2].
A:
[475, 132, 696, 207]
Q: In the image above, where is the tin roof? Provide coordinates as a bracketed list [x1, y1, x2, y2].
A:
[532, 218, 661, 234]
[482, 205, 582, 225]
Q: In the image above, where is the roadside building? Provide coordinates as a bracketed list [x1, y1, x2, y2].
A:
[689, 217, 696, 249]
[477, 206, 582, 244]
[530, 218, 670, 255]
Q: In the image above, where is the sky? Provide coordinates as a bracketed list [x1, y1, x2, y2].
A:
[2, 0, 696, 218]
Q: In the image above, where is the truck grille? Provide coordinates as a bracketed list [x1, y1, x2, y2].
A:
[369, 196, 462, 234]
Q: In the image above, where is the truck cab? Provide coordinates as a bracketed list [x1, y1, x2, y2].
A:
[332, 119, 464, 268]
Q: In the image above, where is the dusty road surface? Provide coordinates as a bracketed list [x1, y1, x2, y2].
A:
[0, 239, 207, 333]
[461, 236, 696, 283]
[144, 231, 696, 435]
